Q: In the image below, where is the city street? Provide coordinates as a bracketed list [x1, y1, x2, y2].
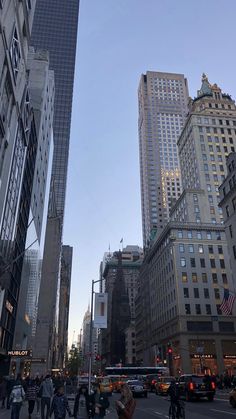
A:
[105, 392, 235, 419]
[0, 391, 234, 418]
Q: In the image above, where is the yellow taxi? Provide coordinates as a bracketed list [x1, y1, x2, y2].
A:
[155, 376, 175, 395]
[229, 387, 236, 408]
[96, 377, 113, 395]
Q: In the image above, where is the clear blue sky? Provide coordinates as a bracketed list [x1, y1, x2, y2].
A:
[64, 0, 236, 345]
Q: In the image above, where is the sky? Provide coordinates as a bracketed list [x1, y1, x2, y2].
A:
[64, 0, 236, 345]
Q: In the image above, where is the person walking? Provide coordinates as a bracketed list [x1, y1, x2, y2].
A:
[7, 375, 16, 409]
[0, 376, 7, 408]
[10, 378, 25, 419]
[26, 378, 38, 419]
[115, 384, 136, 419]
[40, 374, 54, 419]
[35, 376, 41, 417]
[92, 383, 110, 419]
[50, 386, 72, 419]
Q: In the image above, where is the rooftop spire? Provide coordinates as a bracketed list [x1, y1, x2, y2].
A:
[197, 73, 212, 97]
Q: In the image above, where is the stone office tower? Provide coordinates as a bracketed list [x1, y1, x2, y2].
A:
[30, 0, 79, 372]
[138, 72, 189, 247]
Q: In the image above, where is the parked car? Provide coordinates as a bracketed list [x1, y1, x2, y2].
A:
[177, 374, 216, 401]
[145, 374, 159, 392]
[155, 376, 175, 395]
[229, 387, 236, 408]
[127, 380, 148, 398]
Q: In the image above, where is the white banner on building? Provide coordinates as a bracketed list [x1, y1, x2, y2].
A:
[94, 293, 108, 329]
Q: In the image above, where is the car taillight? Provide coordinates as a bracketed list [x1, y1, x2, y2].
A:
[211, 382, 216, 390]
[188, 382, 195, 391]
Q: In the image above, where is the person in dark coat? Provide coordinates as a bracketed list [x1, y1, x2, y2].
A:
[73, 385, 89, 417]
[0, 376, 7, 408]
[50, 386, 72, 419]
[26, 379, 38, 418]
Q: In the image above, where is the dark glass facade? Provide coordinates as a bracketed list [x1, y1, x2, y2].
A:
[31, 0, 79, 219]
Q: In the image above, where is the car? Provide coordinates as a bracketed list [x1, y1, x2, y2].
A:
[155, 376, 176, 395]
[98, 377, 113, 396]
[229, 387, 236, 408]
[127, 380, 148, 398]
[177, 374, 216, 401]
[145, 374, 159, 392]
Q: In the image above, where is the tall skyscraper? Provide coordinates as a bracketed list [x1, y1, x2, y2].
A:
[30, 0, 79, 372]
[136, 75, 236, 375]
[138, 72, 189, 246]
[31, 0, 79, 219]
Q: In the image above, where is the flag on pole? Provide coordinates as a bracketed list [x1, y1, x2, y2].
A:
[120, 238, 123, 243]
[220, 288, 236, 315]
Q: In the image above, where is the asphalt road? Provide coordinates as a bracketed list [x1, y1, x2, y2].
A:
[1, 392, 234, 418]
[105, 392, 235, 419]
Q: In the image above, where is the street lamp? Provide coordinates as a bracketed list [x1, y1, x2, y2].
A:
[88, 278, 103, 394]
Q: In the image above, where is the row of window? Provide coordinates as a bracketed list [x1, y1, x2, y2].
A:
[179, 244, 223, 254]
[180, 257, 225, 268]
[177, 230, 222, 240]
[184, 303, 222, 315]
[182, 272, 228, 284]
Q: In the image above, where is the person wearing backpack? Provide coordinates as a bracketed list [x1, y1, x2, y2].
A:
[10, 378, 25, 419]
[92, 383, 110, 418]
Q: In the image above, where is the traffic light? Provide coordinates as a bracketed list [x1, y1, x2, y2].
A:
[95, 354, 101, 361]
[167, 342, 172, 354]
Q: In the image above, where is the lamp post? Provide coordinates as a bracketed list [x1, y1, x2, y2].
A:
[88, 278, 103, 394]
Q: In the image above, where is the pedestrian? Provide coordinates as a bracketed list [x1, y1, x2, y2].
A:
[40, 374, 54, 419]
[9, 378, 25, 419]
[50, 386, 72, 418]
[0, 376, 7, 408]
[115, 384, 136, 419]
[73, 384, 89, 417]
[35, 376, 41, 416]
[7, 375, 16, 409]
[26, 378, 38, 419]
[92, 383, 110, 419]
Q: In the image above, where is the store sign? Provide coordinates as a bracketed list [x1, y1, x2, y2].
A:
[224, 355, 236, 359]
[25, 358, 46, 363]
[8, 350, 31, 357]
[191, 354, 216, 359]
[94, 293, 108, 329]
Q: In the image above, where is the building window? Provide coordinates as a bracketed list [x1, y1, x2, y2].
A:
[229, 225, 233, 238]
[194, 288, 199, 298]
[189, 244, 194, 253]
[179, 244, 185, 253]
[200, 258, 205, 268]
[220, 259, 225, 269]
[182, 272, 188, 282]
[10, 28, 21, 79]
[202, 273, 207, 283]
[212, 273, 218, 283]
[204, 288, 210, 299]
[187, 231, 192, 239]
[226, 205, 230, 217]
[206, 304, 212, 315]
[198, 245, 204, 254]
[210, 259, 216, 268]
[180, 257, 186, 267]
[214, 288, 220, 299]
[208, 246, 214, 254]
[195, 304, 201, 315]
[206, 232, 212, 240]
[197, 231, 202, 239]
[222, 273, 228, 284]
[183, 288, 189, 298]
[190, 258, 196, 268]
[192, 273, 198, 283]
[185, 304, 191, 314]
[178, 230, 183, 238]
[218, 246, 223, 254]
